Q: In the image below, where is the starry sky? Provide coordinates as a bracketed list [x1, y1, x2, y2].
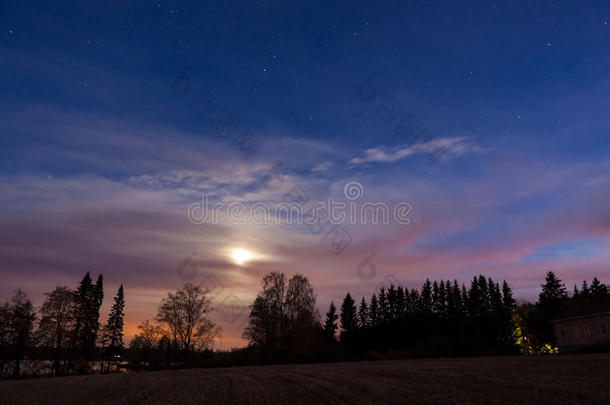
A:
[1, 1, 610, 348]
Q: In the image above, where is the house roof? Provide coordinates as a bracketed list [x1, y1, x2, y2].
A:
[551, 298, 610, 323]
[551, 311, 610, 323]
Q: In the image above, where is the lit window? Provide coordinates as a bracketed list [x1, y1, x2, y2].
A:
[573, 327, 580, 338]
[583, 325, 591, 337]
[602, 324, 608, 337]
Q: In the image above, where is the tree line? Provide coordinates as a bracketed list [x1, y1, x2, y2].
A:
[235, 271, 609, 365]
[0, 275, 224, 378]
[0, 272, 124, 378]
[2, 270, 608, 377]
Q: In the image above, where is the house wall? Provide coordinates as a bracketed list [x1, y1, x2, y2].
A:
[554, 314, 610, 348]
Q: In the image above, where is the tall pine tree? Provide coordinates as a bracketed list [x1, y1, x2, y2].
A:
[340, 293, 358, 339]
[104, 285, 125, 353]
[358, 297, 369, 328]
[323, 301, 338, 338]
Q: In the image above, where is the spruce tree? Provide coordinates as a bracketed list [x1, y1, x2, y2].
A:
[538, 271, 567, 344]
[105, 285, 125, 353]
[396, 286, 405, 319]
[501, 281, 516, 314]
[72, 272, 93, 363]
[572, 284, 580, 300]
[437, 280, 447, 318]
[340, 293, 358, 338]
[387, 285, 397, 320]
[369, 294, 379, 327]
[432, 281, 440, 315]
[580, 280, 591, 299]
[323, 301, 338, 338]
[539, 271, 567, 315]
[378, 288, 389, 323]
[358, 297, 369, 328]
[468, 277, 482, 320]
[500, 280, 517, 350]
[420, 279, 432, 315]
[409, 289, 420, 316]
[590, 277, 608, 301]
[72, 272, 104, 366]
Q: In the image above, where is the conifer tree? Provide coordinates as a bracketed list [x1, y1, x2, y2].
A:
[420, 279, 432, 315]
[358, 297, 369, 328]
[590, 277, 608, 301]
[580, 280, 591, 299]
[72, 272, 104, 367]
[387, 285, 397, 320]
[409, 289, 420, 315]
[539, 271, 567, 314]
[501, 281, 516, 314]
[378, 288, 389, 323]
[437, 280, 447, 318]
[340, 293, 358, 339]
[323, 301, 338, 338]
[104, 285, 125, 353]
[572, 284, 580, 300]
[432, 281, 440, 314]
[538, 271, 567, 344]
[369, 294, 379, 327]
[396, 286, 405, 319]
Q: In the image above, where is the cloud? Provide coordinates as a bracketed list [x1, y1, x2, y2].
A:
[348, 137, 490, 165]
[311, 161, 334, 172]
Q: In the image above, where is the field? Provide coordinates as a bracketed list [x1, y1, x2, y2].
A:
[1, 354, 609, 404]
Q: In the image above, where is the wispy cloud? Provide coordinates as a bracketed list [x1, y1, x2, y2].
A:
[311, 161, 334, 172]
[349, 137, 490, 165]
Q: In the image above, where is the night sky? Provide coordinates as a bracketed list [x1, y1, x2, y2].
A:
[2, 1, 610, 348]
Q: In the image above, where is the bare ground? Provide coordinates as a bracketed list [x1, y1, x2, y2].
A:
[1, 354, 609, 404]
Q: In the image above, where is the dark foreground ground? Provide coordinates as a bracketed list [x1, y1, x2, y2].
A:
[1, 354, 609, 404]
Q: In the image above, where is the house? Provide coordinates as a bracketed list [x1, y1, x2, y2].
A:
[551, 300, 610, 353]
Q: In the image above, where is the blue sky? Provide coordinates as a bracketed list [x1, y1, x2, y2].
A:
[1, 1, 610, 347]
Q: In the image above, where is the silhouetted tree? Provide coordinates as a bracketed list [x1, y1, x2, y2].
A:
[537, 271, 568, 344]
[369, 294, 379, 327]
[70, 272, 104, 370]
[580, 280, 591, 299]
[420, 279, 432, 315]
[340, 293, 358, 339]
[129, 320, 168, 368]
[572, 284, 580, 300]
[2, 290, 36, 378]
[0, 302, 10, 377]
[102, 285, 125, 371]
[358, 297, 369, 328]
[378, 288, 389, 323]
[323, 301, 338, 338]
[590, 277, 608, 301]
[38, 287, 74, 375]
[396, 286, 406, 319]
[243, 272, 318, 362]
[157, 282, 218, 365]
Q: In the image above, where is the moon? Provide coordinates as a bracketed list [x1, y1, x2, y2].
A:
[232, 249, 252, 266]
